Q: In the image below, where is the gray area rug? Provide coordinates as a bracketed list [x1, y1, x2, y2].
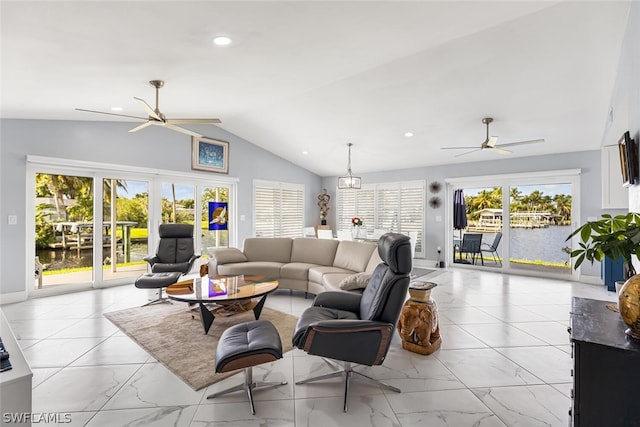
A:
[104, 303, 298, 391]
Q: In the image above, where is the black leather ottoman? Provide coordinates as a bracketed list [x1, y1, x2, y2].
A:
[207, 320, 286, 414]
[134, 272, 182, 306]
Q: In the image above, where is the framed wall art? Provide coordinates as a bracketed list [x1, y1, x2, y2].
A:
[192, 136, 229, 174]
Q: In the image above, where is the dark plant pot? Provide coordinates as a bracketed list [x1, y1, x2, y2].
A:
[321, 219, 327, 225]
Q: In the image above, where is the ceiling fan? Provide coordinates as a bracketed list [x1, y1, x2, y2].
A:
[441, 117, 544, 157]
[76, 80, 221, 137]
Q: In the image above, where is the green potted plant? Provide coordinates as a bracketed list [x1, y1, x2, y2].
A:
[568, 212, 640, 340]
[567, 212, 640, 278]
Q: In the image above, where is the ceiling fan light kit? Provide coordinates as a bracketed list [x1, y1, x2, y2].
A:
[441, 117, 544, 157]
[76, 80, 221, 137]
[338, 143, 362, 189]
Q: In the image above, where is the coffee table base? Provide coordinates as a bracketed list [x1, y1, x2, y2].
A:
[197, 293, 270, 335]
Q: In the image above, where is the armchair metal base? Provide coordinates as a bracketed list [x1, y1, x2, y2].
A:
[206, 367, 287, 414]
[296, 359, 401, 412]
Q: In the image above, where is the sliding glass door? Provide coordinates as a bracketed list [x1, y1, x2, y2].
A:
[28, 158, 238, 293]
[102, 178, 149, 283]
[34, 172, 95, 288]
[447, 170, 579, 280]
[201, 186, 231, 253]
[452, 186, 503, 267]
[508, 183, 573, 276]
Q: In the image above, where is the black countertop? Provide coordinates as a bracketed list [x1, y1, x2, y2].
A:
[571, 297, 640, 352]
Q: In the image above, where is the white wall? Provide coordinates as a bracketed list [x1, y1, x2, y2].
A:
[619, 2, 640, 212]
[0, 119, 322, 296]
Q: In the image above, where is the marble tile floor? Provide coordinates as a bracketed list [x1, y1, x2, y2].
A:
[2, 268, 618, 426]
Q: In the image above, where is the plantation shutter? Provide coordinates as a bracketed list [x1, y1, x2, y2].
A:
[398, 184, 425, 254]
[336, 190, 356, 231]
[254, 180, 304, 238]
[356, 189, 375, 233]
[336, 187, 374, 231]
[336, 181, 425, 256]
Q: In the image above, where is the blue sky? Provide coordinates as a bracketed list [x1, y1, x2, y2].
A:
[116, 181, 195, 200]
[465, 183, 572, 198]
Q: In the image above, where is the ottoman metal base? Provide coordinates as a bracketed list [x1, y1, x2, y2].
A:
[206, 367, 287, 414]
[207, 320, 285, 414]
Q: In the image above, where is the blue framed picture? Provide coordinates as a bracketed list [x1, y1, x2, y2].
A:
[192, 136, 229, 173]
[208, 202, 228, 230]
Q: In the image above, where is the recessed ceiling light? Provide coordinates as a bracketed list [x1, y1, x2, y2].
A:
[404, 132, 414, 138]
[111, 107, 123, 112]
[302, 151, 309, 155]
[213, 36, 232, 46]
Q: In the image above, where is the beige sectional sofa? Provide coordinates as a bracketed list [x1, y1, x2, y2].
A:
[207, 237, 382, 294]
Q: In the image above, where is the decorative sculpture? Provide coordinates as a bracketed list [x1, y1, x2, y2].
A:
[397, 282, 441, 355]
[317, 189, 330, 225]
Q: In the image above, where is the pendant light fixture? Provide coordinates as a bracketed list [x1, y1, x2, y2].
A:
[338, 143, 361, 189]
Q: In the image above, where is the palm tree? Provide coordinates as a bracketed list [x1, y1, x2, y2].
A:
[554, 194, 572, 222]
[510, 187, 521, 203]
[37, 174, 89, 220]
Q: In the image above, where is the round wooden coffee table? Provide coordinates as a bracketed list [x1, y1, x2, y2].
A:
[166, 275, 279, 335]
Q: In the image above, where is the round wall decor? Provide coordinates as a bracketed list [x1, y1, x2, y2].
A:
[429, 196, 441, 209]
[429, 181, 442, 193]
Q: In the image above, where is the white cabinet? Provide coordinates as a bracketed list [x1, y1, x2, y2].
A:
[602, 144, 629, 209]
[0, 310, 32, 427]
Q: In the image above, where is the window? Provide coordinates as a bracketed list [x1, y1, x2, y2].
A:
[254, 180, 304, 237]
[336, 181, 425, 255]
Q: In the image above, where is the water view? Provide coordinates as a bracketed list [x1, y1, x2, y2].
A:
[481, 225, 572, 265]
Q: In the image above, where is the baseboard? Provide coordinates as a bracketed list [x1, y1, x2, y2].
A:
[578, 275, 604, 285]
[0, 290, 29, 305]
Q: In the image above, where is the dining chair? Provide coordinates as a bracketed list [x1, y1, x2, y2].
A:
[317, 229, 334, 239]
[455, 233, 483, 265]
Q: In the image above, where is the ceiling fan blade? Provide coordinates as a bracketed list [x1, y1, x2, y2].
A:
[75, 108, 148, 121]
[441, 146, 479, 150]
[133, 97, 162, 121]
[487, 146, 512, 155]
[454, 149, 481, 158]
[164, 123, 202, 137]
[128, 121, 153, 133]
[496, 139, 545, 148]
[167, 118, 221, 125]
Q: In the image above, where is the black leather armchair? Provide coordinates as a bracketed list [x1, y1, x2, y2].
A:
[144, 223, 200, 274]
[292, 232, 412, 411]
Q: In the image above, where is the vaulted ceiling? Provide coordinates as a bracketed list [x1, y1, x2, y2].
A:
[0, 1, 630, 176]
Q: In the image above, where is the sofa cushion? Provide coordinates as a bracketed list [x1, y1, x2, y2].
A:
[333, 241, 376, 272]
[322, 273, 354, 292]
[243, 238, 292, 263]
[364, 249, 383, 273]
[338, 272, 372, 290]
[217, 262, 283, 278]
[309, 265, 355, 284]
[280, 262, 318, 281]
[290, 238, 339, 265]
[209, 247, 248, 264]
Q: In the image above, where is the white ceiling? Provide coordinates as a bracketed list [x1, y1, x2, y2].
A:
[0, 1, 631, 176]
